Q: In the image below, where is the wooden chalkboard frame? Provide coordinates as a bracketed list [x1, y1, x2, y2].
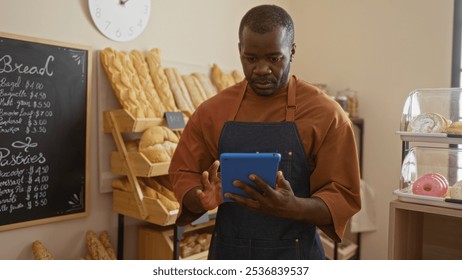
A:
[0, 32, 91, 231]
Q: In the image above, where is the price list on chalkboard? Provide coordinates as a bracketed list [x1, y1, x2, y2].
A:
[0, 34, 89, 230]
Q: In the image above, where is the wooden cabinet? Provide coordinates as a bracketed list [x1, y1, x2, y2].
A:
[388, 200, 462, 259]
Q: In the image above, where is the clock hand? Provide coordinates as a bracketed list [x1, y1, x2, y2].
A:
[120, 0, 129, 6]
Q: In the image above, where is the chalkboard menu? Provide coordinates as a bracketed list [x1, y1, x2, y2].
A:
[0, 33, 90, 231]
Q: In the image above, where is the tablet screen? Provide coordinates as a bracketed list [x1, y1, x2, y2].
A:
[220, 152, 281, 202]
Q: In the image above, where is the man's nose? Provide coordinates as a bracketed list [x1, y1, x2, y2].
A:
[254, 61, 272, 75]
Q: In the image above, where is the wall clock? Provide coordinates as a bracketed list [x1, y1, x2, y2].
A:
[88, 0, 151, 42]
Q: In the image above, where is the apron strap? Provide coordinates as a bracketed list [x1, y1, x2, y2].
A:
[285, 76, 297, 122]
[230, 76, 297, 121]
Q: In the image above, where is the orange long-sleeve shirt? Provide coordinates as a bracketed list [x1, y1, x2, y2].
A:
[169, 76, 361, 241]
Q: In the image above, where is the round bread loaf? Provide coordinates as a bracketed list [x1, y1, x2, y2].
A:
[141, 144, 171, 163]
[139, 126, 179, 163]
[407, 113, 451, 133]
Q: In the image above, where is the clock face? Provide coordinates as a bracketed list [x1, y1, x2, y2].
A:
[88, 0, 151, 42]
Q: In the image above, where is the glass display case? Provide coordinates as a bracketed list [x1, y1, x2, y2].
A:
[399, 88, 462, 132]
[397, 146, 462, 209]
[390, 88, 462, 260]
[395, 88, 462, 210]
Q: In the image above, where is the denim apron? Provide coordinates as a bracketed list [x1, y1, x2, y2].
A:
[208, 77, 325, 260]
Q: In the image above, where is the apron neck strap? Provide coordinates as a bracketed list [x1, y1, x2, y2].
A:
[285, 76, 296, 121]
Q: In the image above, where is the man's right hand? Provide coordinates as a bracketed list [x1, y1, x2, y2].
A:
[197, 160, 223, 210]
[183, 160, 223, 214]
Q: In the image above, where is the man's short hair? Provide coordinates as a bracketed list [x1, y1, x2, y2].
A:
[239, 5, 294, 45]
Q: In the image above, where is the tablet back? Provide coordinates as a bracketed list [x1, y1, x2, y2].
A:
[220, 152, 281, 202]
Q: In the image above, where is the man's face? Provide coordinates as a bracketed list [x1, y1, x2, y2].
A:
[239, 26, 294, 96]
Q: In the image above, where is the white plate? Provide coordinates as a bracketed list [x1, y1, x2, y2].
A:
[395, 131, 462, 144]
[393, 189, 462, 210]
[395, 131, 447, 137]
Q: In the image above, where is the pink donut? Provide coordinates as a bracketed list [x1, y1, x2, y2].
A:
[412, 173, 448, 197]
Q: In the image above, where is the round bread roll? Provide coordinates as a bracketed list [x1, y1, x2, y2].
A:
[161, 126, 179, 143]
[162, 141, 177, 158]
[139, 126, 165, 150]
[141, 144, 171, 163]
[139, 126, 179, 163]
[407, 113, 450, 133]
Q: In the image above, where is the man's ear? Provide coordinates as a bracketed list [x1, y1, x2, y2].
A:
[290, 43, 296, 62]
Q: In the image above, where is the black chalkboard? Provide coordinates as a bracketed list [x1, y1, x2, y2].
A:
[0, 33, 90, 231]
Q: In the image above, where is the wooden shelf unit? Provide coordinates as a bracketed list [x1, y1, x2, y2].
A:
[103, 108, 214, 260]
[139, 220, 215, 260]
[388, 200, 462, 259]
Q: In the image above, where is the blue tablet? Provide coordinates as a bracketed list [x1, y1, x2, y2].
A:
[220, 152, 281, 202]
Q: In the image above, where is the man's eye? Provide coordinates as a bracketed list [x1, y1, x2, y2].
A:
[269, 56, 282, 63]
[246, 57, 257, 63]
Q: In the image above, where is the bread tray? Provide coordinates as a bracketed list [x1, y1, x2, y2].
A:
[113, 189, 178, 226]
[395, 131, 462, 144]
[111, 151, 170, 177]
[393, 189, 462, 210]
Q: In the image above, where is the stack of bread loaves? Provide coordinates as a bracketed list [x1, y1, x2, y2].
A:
[101, 47, 244, 119]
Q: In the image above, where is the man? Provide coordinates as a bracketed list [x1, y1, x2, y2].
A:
[169, 4, 361, 259]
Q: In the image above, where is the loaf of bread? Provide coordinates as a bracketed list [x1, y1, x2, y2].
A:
[118, 50, 157, 118]
[99, 231, 117, 260]
[138, 126, 179, 163]
[444, 121, 462, 134]
[183, 74, 207, 109]
[165, 67, 195, 114]
[146, 48, 178, 112]
[101, 48, 158, 118]
[231, 70, 244, 83]
[142, 177, 178, 202]
[32, 240, 54, 260]
[211, 63, 236, 92]
[129, 50, 166, 118]
[100, 48, 143, 118]
[407, 113, 451, 133]
[138, 178, 179, 211]
[86, 230, 112, 260]
[192, 72, 217, 99]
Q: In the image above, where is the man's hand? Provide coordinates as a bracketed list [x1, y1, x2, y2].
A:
[196, 160, 223, 210]
[224, 171, 297, 218]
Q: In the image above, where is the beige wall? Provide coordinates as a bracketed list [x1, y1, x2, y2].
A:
[291, 0, 453, 259]
[0, 0, 454, 260]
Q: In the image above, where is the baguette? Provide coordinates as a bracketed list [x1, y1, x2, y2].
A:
[231, 70, 244, 83]
[129, 50, 166, 118]
[99, 231, 117, 260]
[173, 68, 195, 112]
[192, 72, 217, 98]
[183, 74, 206, 109]
[146, 48, 178, 112]
[100, 48, 145, 118]
[86, 230, 112, 260]
[32, 240, 54, 260]
[211, 63, 235, 91]
[139, 178, 179, 211]
[165, 68, 195, 114]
